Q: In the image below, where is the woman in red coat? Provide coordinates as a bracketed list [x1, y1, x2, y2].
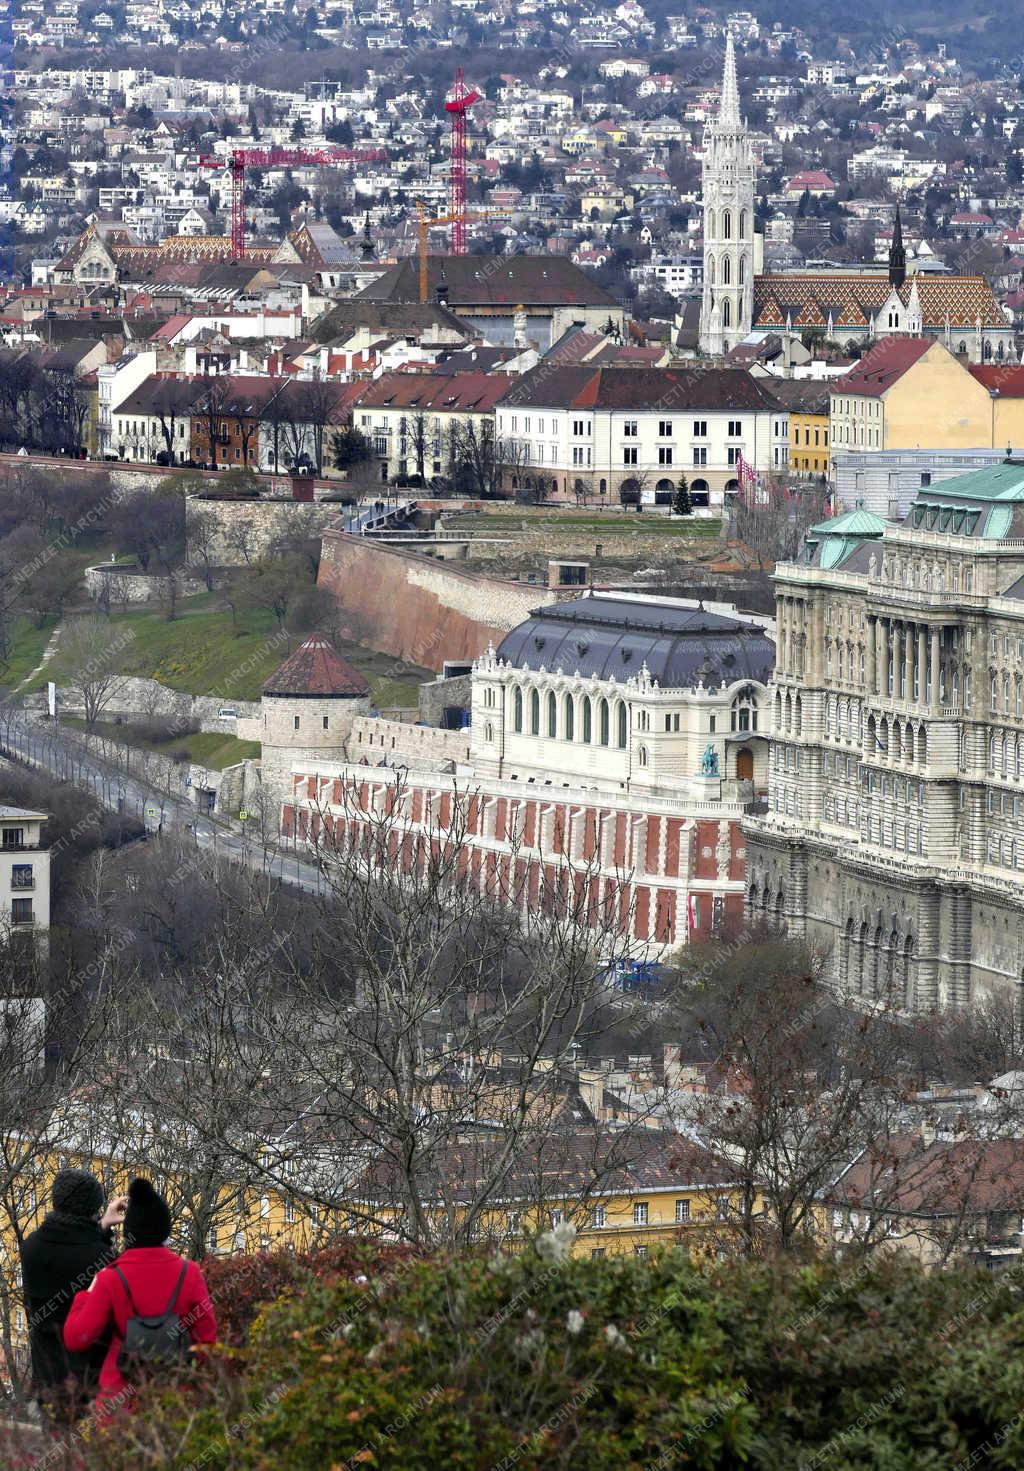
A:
[64, 1178, 217, 1416]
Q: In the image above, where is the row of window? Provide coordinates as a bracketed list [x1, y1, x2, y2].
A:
[867, 818, 926, 855]
[990, 673, 1024, 719]
[705, 252, 747, 286]
[986, 834, 1024, 870]
[823, 794, 859, 827]
[512, 688, 629, 748]
[862, 772, 925, 805]
[771, 786, 803, 817]
[989, 732, 1024, 779]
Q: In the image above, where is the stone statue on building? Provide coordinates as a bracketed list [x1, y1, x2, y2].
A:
[716, 819, 731, 878]
[700, 744, 720, 777]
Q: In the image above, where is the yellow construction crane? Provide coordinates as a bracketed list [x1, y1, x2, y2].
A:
[415, 201, 507, 302]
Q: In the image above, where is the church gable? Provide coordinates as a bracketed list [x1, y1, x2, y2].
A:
[875, 286, 906, 331]
[71, 235, 118, 284]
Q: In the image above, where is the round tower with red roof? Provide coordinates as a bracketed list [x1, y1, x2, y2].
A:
[260, 635, 372, 815]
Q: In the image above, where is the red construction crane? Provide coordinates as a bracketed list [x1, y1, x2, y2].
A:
[198, 146, 387, 259]
[444, 68, 480, 255]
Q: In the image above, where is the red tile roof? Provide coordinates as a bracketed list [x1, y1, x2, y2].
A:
[262, 637, 370, 698]
[356, 371, 511, 413]
[832, 336, 934, 397]
[969, 365, 1024, 397]
[499, 364, 782, 412]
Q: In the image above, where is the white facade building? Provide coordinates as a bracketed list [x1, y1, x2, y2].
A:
[0, 807, 51, 943]
[496, 365, 789, 507]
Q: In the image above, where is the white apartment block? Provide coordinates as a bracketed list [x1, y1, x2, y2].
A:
[0, 807, 51, 941]
[496, 365, 788, 508]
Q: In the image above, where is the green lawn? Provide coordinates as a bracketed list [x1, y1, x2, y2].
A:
[447, 511, 722, 536]
[27, 603, 432, 709]
[1, 616, 59, 692]
[61, 718, 261, 770]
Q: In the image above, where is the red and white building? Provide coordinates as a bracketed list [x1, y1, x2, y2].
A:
[276, 594, 775, 952]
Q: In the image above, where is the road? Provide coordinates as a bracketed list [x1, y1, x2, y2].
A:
[0, 712, 327, 896]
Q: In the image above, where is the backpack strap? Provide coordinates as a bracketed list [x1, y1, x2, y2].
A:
[112, 1265, 138, 1316]
[112, 1262, 188, 1318]
[164, 1262, 189, 1316]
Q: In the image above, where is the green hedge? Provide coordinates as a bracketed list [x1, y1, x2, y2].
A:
[48, 1240, 1024, 1469]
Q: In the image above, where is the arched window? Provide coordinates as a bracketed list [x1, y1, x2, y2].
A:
[707, 254, 715, 284]
[529, 688, 540, 736]
[637, 745, 648, 768]
[563, 694, 574, 741]
[616, 701, 627, 748]
[722, 255, 731, 285]
[582, 696, 592, 743]
[513, 686, 523, 732]
[738, 253, 746, 285]
[730, 687, 757, 732]
[722, 299, 731, 328]
[706, 209, 715, 239]
[723, 209, 732, 239]
[546, 690, 557, 738]
[599, 698, 610, 746]
[738, 209, 747, 237]
[484, 722, 493, 743]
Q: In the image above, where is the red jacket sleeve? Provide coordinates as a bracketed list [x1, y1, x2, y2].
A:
[63, 1270, 116, 1354]
[182, 1263, 218, 1347]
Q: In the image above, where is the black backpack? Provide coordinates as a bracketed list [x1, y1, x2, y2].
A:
[113, 1262, 190, 1377]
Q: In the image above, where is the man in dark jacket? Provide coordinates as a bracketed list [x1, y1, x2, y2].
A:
[19, 1169, 127, 1422]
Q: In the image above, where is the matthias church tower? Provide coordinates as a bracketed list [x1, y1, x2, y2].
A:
[699, 34, 757, 355]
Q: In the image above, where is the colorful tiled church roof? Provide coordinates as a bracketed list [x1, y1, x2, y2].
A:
[262, 636, 370, 698]
[753, 273, 1006, 330]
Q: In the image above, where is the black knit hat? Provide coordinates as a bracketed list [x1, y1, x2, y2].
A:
[123, 1177, 172, 1248]
[51, 1168, 104, 1221]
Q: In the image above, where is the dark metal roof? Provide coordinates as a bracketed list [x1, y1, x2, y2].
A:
[357, 254, 620, 308]
[495, 595, 774, 688]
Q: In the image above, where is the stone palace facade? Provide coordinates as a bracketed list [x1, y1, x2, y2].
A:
[744, 463, 1024, 1010]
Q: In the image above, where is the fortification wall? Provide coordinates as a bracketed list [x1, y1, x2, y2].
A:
[185, 497, 346, 565]
[317, 531, 557, 671]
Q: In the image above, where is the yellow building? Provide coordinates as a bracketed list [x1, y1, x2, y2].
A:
[829, 337, 1004, 455]
[772, 379, 831, 475]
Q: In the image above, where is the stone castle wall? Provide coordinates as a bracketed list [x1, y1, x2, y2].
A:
[185, 497, 346, 566]
[348, 715, 472, 769]
[317, 531, 559, 671]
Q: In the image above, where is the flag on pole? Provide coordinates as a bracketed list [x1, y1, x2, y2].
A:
[736, 449, 759, 498]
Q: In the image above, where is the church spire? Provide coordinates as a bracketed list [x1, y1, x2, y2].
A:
[889, 203, 906, 288]
[719, 31, 741, 128]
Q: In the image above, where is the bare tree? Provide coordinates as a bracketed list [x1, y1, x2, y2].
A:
[150, 378, 198, 465]
[270, 771, 661, 1249]
[60, 614, 130, 728]
[728, 477, 832, 571]
[195, 378, 230, 470]
[187, 505, 221, 591]
[670, 930, 906, 1256]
